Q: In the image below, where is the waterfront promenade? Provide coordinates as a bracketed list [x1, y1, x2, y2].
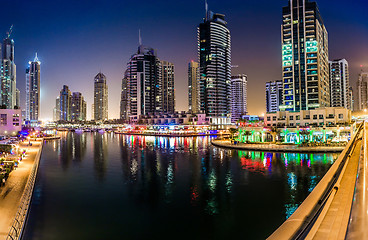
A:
[0, 140, 42, 240]
[212, 140, 345, 153]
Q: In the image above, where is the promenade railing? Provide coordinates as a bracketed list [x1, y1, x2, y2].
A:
[6, 140, 43, 240]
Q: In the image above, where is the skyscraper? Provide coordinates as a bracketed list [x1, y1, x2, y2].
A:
[53, 96, 60, 121]
[329, 59, 351, 109]
[161, 60, 175, 114]
[188, 61, 200, 113]
[94, 72, 108, 121]
[120, 74, 128, 121]
[281, 0, 329, 111]
[198, 5, 231, 118]
[26, 53, 41, 121]
[266, 80, 284, 113]
[71, 92, 87, 121]
[59, 85, 71, 121]
[125, 44, 161, 117]
[231, 74, 247, 122]
[357, 72, 368, 111]
[0, 29, 17, 109]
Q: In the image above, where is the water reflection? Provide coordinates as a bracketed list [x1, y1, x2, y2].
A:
[25, 133, 339, 240]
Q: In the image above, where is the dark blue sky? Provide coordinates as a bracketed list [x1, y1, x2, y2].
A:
[3, 0, 368, 119]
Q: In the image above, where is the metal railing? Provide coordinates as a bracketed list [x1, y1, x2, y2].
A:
[6, 140, 43, 240]
[267, 123, 363, 240]
[346, 121, 368, 239]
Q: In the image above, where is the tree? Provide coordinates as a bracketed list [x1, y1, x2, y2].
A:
[243, 130, 251, 143]
[270, 127, 280, 143]
[229, 128, 238, 140]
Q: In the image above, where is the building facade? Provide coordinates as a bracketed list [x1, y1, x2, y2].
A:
[71, 92, 86, 121]
[198, 8, 231, 117]
[53, 97, 61, 121]
[280, 0, 329, 111]
[188, 61, 200, 113]
[329, 59, 351, 109]
[125, 45, 161, 117]
[26, 54, 41, 121]
[357, 72, 368, 111]
[59, 85, 71, 121]
[120, 75, 128, 121]
[231, 74, 247, 122]
[266, 80, 283, 113]
[161, 60, 175, 114]
[265, 107, 351, 128]
[94, 72, 108, 121]
[0, 109, 21, 136]
[0, 33, 17, 109]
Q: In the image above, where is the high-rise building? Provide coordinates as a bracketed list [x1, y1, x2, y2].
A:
[357, 72, 368, 111]
[94, 72, 108, 121]
[59, 85, 71, 121]
[125, 44, 161, 117]
[0, 30, 17, 109]
[161, 60, 175, 114]
[15, 88, 20, 108]
[349, 86, 354, 111]
[26, 54, 41, 121]
[71, 92, 87, 121]
[329, 59, 351, 109]
[231, 74, 247, 122]
[280, 0, 329, 111]
[120, 74, 128, 121]
[188, 61, 200, 113]
[198, 5, 231, 117]
[53, 97, 61, 121]
[266, 80, 284, 113]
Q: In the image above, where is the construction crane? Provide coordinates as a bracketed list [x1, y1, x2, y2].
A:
[7, 25, 13, 38]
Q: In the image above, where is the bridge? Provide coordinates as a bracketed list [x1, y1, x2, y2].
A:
[268, 121, 368, 239]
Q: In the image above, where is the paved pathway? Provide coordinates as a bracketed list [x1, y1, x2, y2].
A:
[0, 140, 41, 240]
[212, 140, 345, 153]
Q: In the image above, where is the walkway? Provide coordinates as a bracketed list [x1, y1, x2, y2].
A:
[0, 140, 42, 240]
[212, 140, 345, 153]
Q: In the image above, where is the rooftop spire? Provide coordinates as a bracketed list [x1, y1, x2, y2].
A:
[205, 0, 208, 21]
[34, 52, 39, 62]
[139, 29, 142, 46]
[6, 25, 13, 38]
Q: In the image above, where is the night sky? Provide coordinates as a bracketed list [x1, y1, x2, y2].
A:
[2, 0, 368, 120]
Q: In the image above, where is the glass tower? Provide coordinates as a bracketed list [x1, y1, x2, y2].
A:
[281, 0, 329, 111]
[26, 53, 41, 121]
[94, 72, 108, 121]
[198, 8, 231, 117]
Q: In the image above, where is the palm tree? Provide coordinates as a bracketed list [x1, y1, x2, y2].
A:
[299, 129, 310, 144]
[270, 127, 280, 143]
[229, 128, 238, 141]
[243, 130, 251, 143]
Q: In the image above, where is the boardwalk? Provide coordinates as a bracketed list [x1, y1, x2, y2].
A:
[0, 140, 42, 240]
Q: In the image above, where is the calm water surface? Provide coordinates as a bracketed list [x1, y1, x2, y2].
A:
[23, 132, 338, 240]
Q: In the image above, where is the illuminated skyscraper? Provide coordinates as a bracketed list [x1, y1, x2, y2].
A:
[161, 60, 175, 114]
[231, 74, 247, 122]
[188, 61, 200, 113]
[125, 44, 161, 117]
[280, 0, 329, 111]
[26, 53, 41, 121]
[329, 59, 351, 109]
[71, 92, 87, 121]
[266, 80, 283, 113]
[198, 6, 231, 117]
[94, 72, 108, 121]
[59, 85, 71, 121]
[0, 29, 17, 109]
[120, 73, 128, 121]
[357, 72, 368, 111]
[198, 5, 231, 117]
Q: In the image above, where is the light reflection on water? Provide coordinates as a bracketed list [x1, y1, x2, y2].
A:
[23, 133, 338, 240]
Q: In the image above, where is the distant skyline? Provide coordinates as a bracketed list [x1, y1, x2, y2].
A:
[3, 0, 368, 120]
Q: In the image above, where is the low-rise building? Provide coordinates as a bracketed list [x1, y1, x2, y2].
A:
[0, 109, 22, 136]
[265, 107, 351, 128]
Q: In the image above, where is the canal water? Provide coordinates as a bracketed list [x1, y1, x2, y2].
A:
[23, 132, 338, 240]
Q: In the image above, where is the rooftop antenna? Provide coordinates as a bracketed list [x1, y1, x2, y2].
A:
[34, 52, 39, 62]
[205, 0, 208, 21]
[139, 29, 142, 46]
[7, 25, 13, 38]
